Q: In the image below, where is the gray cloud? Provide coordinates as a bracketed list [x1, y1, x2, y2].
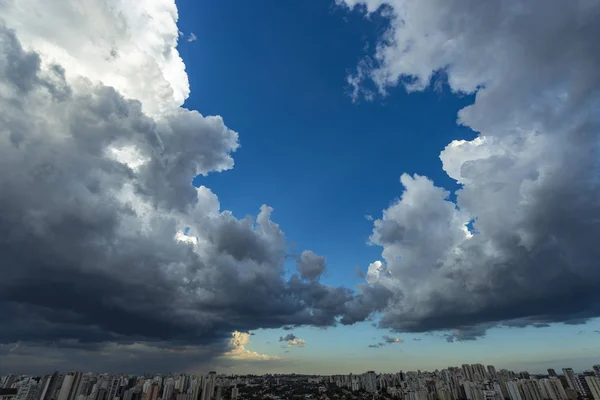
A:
[296, 250, 326, 281]
[339, 0, 600, 337]
[368, 335, 403, 348]
[279, 334, 297, 342]
[442, 325, 491, 343]
[0, 24, 350, 371]
[278, 334, 306, 348]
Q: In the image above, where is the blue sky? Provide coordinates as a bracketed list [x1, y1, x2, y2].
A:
[178, 0, 474, 286]
[174, 0, 600, 374]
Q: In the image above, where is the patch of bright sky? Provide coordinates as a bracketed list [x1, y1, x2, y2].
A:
[246, 320, 600, 374]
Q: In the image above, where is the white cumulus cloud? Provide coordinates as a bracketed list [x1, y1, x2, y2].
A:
[0, 0, 189, 116]
[223, 332, 279, 361]
[339, 0, 600, 338]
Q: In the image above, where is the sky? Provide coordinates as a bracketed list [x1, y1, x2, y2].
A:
[0, 0, 599, 376]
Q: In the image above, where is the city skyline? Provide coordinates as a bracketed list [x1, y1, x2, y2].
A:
[3, 363, 600, 379]
[1, 0, 600, 376]
[3, 363, 600, 400]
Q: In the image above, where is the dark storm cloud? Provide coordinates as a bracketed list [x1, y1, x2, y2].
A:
[0, 25, 352, 368]
[339, 0, 600, 338]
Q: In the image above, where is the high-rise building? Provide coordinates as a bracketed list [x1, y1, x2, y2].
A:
[87, 383, 99, 400]
[462, 365, 473, 381]
[106, 377, 120, 400]
[562, 368, 584, 395]
[507, 381, 523, 400]
[519, 372, 531, 380]
[57, 375, 75, 400]
[520, 379, 542, 400]
[191, 382, 200, 400]
[175, 378, 182, 394]
[200, 373, 216, 400]
[538, 379, 553, 400]
[538, 378, 567, 400]
[563, 369, 575, 391]
[16, 378, 38, 400]
[230, 387, 238, 400]
[548, 369, 557, 377]
[37, 373, 59, 400]
[585, 376, 600, 400]
[463, 381, 474, 400]
[144, 385, 158, 400]
[67, 373, 83, 400]
[594, 366, 600, 380]
[75, 375, 92, 400]
[162, 381, 174, 400]
[2, 375, 16, 389]
[577, 374, 592, 397]
[473, 365, 487, 382]
[552, 378, 568, 400]
[487, 366, 497, 380]
[363, 372, 377, 393]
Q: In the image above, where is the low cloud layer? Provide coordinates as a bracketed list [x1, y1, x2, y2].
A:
[339, 0, 600, 339]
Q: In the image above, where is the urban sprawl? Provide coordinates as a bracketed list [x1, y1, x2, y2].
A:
[2, 364, 600, 400]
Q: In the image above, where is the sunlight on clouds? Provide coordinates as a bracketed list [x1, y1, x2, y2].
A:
[223, 332, 280, 361]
